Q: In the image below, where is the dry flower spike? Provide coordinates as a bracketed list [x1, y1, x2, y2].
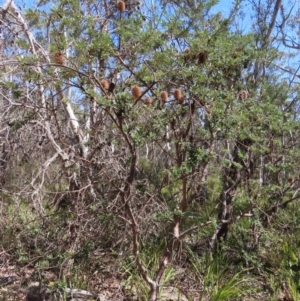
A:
[174, 88, 184, 104]
[144, 97, 153, 105]
[238, 90, 249, 101]
[131, 85, 142, 99]
[160, 91, 168, 102]
[198, 51, 207, 64]
[108, 82, 116, 93]
[183, 48, 191, 61]
[53, 52, 66, 65]
[117, 1, 126, 12]
[100, 79, 109, 90]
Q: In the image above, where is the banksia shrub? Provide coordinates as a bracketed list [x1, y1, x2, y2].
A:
[174, 89, 184, 103]
[160, 91, 168, 102]
[100, 79, 109, 90]
[238, 90, 249, 101]
[53, 52, 66, 65]
[117, 1, 126, 12]
[144, 97, 153, 105]
[131, 85, 142, 99]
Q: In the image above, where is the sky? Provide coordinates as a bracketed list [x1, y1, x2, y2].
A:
[0, 0, 298, 44]
[0, 0, 33, 9]
[1, 0, 299, 89]
[1, 0, 231, 12]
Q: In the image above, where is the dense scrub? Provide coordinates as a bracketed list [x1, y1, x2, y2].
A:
[1, 0, 300, 300]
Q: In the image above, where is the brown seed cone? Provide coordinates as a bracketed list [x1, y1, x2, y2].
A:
[144, 97, 153, 105]
[160, 91, 168, 102]
[53, 52, 66, 65]
[198, 51, 207, 64]
[107, 82, 116, 93]
[173, 89, 182, 100]
[131, 85, 142, 99]
[117, 1, 126, 12]
[173, 89, 182, 101]
[238, 90, 249, 101]
[183, 48, 191, 61]
[100, 79, 109, 90]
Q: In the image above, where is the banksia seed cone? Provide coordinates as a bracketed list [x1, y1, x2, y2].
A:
[53, 52, 66, 65]
[183, 48, 191, 61]
[131, 85, 142, 99]
[173, 89, 182, 100]
[198, 51, 207, 64]
[160, 91, 168, 102]
[117, 1, 125, 12]
[108, 82, 116, 92]
[144, 97, 153, 105]
[238, 90, 249, 101]
[100, 79, 109, 90]
[174, 89, 184, 103]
